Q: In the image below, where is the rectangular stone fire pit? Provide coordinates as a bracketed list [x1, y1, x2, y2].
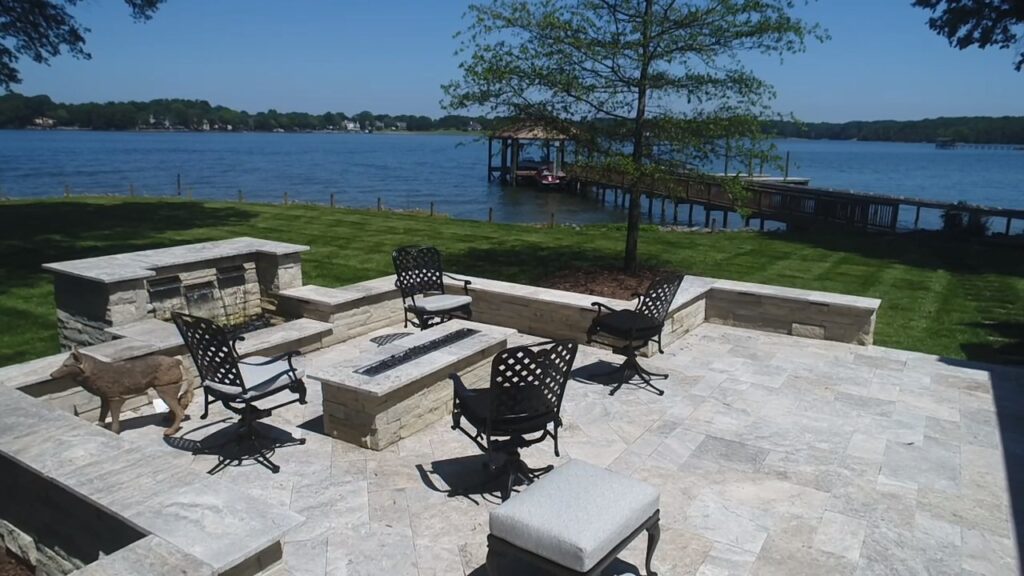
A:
[309, 320, 515, 450]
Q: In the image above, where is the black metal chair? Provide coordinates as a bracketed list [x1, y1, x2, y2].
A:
[171, 311, 307, 473]
[450, 340, 578, 501]
[392, 245, 473, 330]
[586, 275, 684, 396]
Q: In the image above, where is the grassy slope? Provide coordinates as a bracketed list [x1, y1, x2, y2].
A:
[1, 198, 1021, 367]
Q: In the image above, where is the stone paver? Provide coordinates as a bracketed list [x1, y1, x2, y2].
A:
[114, 323, 1023, 575]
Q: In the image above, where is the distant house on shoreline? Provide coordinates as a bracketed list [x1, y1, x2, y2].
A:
[32, 117, 56, 129]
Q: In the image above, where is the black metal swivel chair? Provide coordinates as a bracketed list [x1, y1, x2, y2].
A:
[392, 245, 472, 330]
[450, 340, 578, 501]
[586, 275, 684, 396]
[171, 311, 307, 473]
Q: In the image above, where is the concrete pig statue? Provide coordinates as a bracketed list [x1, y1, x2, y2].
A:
[51, 349, 193, 436]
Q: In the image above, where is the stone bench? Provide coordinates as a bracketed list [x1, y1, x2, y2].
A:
[310, 320, 515, 450]
[443, 275, 710, 356]
[0, 317, 332, 425]
[705, 278, 881, 345]
[488, 459, 661, 576]
[69, 536, 215, 576]
[276, 278, 404, 346]
[0, 385, 303, 575]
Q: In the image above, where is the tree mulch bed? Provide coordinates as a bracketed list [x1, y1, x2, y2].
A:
[539, 267, 676, 300]
[0, 547, 32, 576]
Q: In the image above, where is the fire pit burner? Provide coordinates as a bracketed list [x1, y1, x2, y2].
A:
[356, 328, 480, 377]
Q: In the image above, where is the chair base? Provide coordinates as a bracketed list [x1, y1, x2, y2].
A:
[486, 510, 661, 576]
[195, 406, 306, 475]
[600, 354, 668, 397]
[449, 446, 553, 501]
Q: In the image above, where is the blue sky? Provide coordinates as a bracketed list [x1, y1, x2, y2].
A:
[14, 0, 1023, 122]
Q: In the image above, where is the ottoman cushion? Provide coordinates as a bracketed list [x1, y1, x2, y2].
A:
[489, 459, 660, 572]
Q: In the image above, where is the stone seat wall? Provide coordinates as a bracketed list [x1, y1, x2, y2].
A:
[0, 317, 333, 421]
[0, 384, 304, 576]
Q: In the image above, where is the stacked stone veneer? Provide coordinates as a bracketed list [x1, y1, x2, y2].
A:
[276, 277, 405, 346]
[705, 279, 879, 345]
[43, 238, 308, 350]
[440, 275, 712, 356]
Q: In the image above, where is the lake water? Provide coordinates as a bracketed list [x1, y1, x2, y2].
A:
[1, 130, 1021, 230]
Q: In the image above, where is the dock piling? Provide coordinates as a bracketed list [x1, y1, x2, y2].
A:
[488, 207, 493, 223]
[177, 173, 182, 196]
[550, 212, 555, 228]
[430, 202, 435, 217]
[283, 191, 288, 205]
[377, 197, 382, 212]
[330, 193, 335, 208]
[688, 203, 694, 226]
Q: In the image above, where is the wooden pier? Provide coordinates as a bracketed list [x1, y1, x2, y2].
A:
[569, 168, 1024, 235]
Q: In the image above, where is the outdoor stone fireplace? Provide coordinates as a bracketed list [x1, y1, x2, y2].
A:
[43, 238, 308, 349]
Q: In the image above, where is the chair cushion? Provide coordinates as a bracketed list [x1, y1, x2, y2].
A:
[205, 355, 304, 400]
[455, 386, 555, 436]
[489, 459, 659, 572]
[410, 294, 472, 313]
[593, 309, 662, 340]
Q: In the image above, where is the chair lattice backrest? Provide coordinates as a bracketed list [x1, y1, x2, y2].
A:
[392, 245, 445, 300]
[636, 274, 685, 322]
[488, 340, 578, 423]
[172, 312, 246, 391]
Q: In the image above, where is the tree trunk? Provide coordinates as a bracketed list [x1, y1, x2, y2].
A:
[624, 0, 655, 275]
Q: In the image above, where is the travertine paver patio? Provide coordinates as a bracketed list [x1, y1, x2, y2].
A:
[119, 322, 1024, 576]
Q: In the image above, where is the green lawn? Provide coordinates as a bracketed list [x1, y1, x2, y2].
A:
[1, 198, 1022, 367]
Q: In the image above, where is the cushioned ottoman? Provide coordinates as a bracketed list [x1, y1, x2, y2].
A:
[487, 459, 661, 576]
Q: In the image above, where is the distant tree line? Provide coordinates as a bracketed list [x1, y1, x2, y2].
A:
[0, 93, 493, 133]
[764, 117, 1024, 145]
[4, 92, 1023, 144]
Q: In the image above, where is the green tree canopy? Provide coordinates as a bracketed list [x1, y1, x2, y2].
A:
[444, 0, 825, 272]
[0, 0, 165, 91]
[913, 0, 1024, 71]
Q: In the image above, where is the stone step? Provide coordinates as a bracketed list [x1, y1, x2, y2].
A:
[106, 317, 334, 359]
[234, 318, 333, 357]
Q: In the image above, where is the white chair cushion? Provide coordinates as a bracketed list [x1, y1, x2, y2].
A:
[410, 294, 472, 313]
[489, 459, 659, 572]
[205, 355, 304, 400]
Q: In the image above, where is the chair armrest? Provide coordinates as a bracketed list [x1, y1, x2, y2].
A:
[450, 372, 467, 391]
[230, 335, 246, 356]
[591, 302, 619, 316]
[240, 350, 303, 372]
[444, 273, 472, 295]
